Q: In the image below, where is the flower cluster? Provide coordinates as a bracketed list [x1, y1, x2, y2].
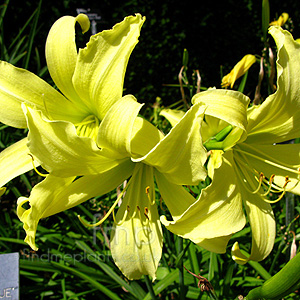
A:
[0, 13, 299, 280]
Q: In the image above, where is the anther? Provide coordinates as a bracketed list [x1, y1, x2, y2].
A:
[144, 207, 149, 220]
[283, 176, 291, 188]
[145, 186, 155, 205]
[264, 176, 291, 204]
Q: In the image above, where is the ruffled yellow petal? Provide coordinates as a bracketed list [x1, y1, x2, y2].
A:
[23, 104, 122, 176]
[192, 89, 249, 150]
[18, 160, 134, 250]
[247, 27, 300, 143]
[45, 14, 90, 110]
[160, 151, 246, 251]
[134, 102, 207, 185]
[232, 186, 276, 264]
[73, 14, 145, 119]
[0, 138, 33, 187]
[97, 95, 143, 158]
[0, 61, 84, 128]
[159, 108, 185, 127]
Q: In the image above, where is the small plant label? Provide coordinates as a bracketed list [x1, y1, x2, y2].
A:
[0, 253, 19, 300]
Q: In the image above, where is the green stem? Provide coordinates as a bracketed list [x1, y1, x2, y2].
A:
[178, 236, 185, 300]
[144, 275, 156, 300]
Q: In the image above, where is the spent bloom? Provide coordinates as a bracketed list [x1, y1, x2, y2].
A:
[270, 12, 289, 27]
[221, 54, 256, 89]
[161, 26, 300, 264]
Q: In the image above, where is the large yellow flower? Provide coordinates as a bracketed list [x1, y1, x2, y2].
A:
[18, 94, 208, 280]
[0, 13, 144, 188]
[161, 26, 300, 264]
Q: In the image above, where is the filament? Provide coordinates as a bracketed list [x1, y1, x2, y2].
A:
[136, 205, 149, 225]
[78, 182, 130, 227]
[234, 145, 300, 176]
[113, 205, 129, 226]
[234, 154, 293, 203]
[145, 186, 156, 205]
[28, 154, 47, 177]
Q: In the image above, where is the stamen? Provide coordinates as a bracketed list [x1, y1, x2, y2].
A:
[234, 145, 300, 176]
[234, 153, 297, 203]
[263, 176, 291, 204]
[28, 154, 47, 177]
[145, 186, 155, 205]
[78, 183, 130, 227]
[159, 197, 166, 212]
[261, 174, 275, 196]
[251, 172, 264, 194]
[144, 207, 149, 220]
[136, 205, 149, 225]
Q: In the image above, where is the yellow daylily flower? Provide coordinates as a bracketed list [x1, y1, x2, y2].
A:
[161, 26, 300, 264]
[221, 54, 256, 88]
[18, 94, 208, 280]
[270, 12, 289, 27]
[0, 13, 144, 188]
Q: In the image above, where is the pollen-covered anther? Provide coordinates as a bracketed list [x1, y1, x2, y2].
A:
[144, 207, 149, 220]
[252, 172, 264, 194]
[145, 186, 155, 205]
[264, 175, 291, 204]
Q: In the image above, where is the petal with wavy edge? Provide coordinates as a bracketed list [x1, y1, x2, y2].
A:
[160, 108, 185, 127]
[73, 14, 145, 119]
[195, 235, 233, 254]
[160, 151, 246, 247]
[0, 61, 85, 128]
[235, 143, 300, 195]
[23, 104, 122, 176]
[192, 89, 249, 149]
[232, 186, 275, 264]
[111, 164, 163, 280]
[17, 159, 134, 250]
[45, 14, 90, 110]
[0, 138, 33, 187]
[97, 95, 143, 157]
[247, 27, 300, 143]
[17, 175, 75, 250]
[134, 102, 207, 185]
